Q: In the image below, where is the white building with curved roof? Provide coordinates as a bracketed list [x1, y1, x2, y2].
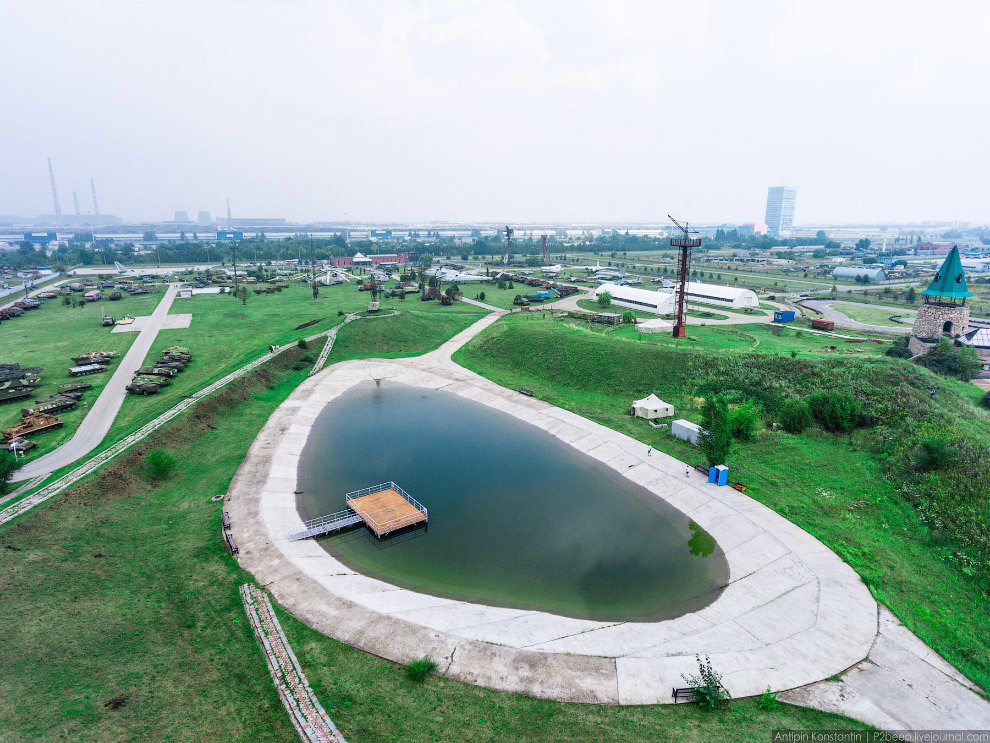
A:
[594, 282, 760, 314]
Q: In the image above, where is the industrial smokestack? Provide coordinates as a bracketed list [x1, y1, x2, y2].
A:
[73, 191, 81, 218]
[47, 157, 63, 225]
[90, 178, 100, 221]
[226, 197, 232, 221]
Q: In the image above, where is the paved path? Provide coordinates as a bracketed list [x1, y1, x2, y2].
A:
[804, 300, 911, 334]
[229, 308, 990, 727]
[229, 311, 880, 706]
[0, 277, 71, 311]
[12, 284, 181, 482]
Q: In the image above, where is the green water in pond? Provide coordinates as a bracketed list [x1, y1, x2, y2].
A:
[297, 381, 728, 622]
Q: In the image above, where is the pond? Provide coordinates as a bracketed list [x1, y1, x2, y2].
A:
[297, 381, 728, 622]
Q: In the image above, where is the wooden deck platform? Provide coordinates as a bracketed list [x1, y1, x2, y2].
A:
[347, 486, 427, 537]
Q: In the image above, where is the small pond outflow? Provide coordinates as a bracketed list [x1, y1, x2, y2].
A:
[297, 381, 728, 622]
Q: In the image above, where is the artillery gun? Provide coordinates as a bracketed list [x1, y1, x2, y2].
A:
[22, 395, 77, 417]
[1, 414, 64, 443]
[126, 380, 160, 395]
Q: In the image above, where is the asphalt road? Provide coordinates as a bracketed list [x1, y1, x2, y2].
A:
[12, 284, 181, 482]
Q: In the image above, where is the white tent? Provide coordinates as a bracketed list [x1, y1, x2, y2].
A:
[631, 394, 674, 419]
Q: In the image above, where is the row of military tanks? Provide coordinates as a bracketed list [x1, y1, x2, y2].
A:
[0, 358, 107, 452]
[126, 347, 192, 395]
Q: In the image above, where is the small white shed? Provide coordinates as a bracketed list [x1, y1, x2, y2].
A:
[631, 394, 674, 419]
[672, 419, 703, 445]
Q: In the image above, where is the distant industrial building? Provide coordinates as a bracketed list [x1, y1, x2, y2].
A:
[197, 211, 213, 225]
[765, 186, 797, 237]
[594, 282, 759, 315]
[173, 210, 190, 222]
[832, 266, 887, 282]
[216, 230, 244, 242]
[331, 251, 411, 268]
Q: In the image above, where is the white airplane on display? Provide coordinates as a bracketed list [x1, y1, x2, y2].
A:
[576, 261, 605, 272]
[424, 267, 491, 283]
[541, 264, 563, 275]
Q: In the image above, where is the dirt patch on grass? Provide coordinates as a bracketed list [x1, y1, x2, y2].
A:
[294, 318, 323, 330]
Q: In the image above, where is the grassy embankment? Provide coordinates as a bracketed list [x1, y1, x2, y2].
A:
[0, 317, 872, 742]
[0, 291, 165, 462]
[454, 314, 990, 693]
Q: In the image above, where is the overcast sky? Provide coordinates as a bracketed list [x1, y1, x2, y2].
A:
[3, 1, 989, 225]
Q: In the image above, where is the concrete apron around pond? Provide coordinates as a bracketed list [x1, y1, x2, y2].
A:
[227, 343, 879, 706]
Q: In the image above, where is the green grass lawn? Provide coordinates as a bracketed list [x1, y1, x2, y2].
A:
[561, 316, 888, 357]
[0, 344, 871, 742]
[453, 314, 990, 693]
[832, 302, 911, 327]
[0, 290, 166, 462]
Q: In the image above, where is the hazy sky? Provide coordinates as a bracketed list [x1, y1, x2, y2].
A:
[4, 1, 990, 225]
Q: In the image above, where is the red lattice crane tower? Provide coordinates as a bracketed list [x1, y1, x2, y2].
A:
[541, 234, 549, 265]
[668, 215, 701, 338]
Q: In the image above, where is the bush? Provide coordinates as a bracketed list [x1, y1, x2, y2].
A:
[699, 396, 731, 466]
[758, 686, 781, 710]
[597, 291, 612, 309]
[298, 338, 309, 350]
[982, 391, 990, 410]
[478, 291, 486, 302]
[916, 338, 982, 381]
[337, 309, 345, 316]
[807, 391, 860, 433]
[779, 398, 812, 434]
[146, 449, 178, 479]
[885, 345, 911, 359]
[682, 654, 730, 710]
[729, 402, 759, 441]
[915, 436, 952, 471]
[405, 656, 438, 682]
[621, 310, 636, 324]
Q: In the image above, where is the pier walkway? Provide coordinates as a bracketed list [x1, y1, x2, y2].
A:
[288, 481, 426, 541]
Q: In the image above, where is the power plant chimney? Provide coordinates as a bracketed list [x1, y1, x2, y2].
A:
[226, 197, 232, 221]
[73, 191, 81, 219]
[47, 157, 63, 225]
[90, 178, 100, 222]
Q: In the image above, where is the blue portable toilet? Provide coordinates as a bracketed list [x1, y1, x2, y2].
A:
[708, 466, 718, 483]
[714, 464, 729, 486]
[773, 310, 795, 323]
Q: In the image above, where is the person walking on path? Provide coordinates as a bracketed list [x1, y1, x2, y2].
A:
[647, 447, 652, 457]
[685, 465, 690, 477]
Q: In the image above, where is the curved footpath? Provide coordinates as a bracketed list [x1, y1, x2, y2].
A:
[547, 288, 779, 326]
[803, 300, 911, 335]
[232, 359, 873, 703]
[228, 309, 990, 727]
[13, 284, 183, 482]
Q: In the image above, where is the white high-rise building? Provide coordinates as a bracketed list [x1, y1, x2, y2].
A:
[764, 186, 797, 237]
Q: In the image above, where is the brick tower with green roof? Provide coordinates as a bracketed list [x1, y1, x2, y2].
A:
[911, 246, 971, 340]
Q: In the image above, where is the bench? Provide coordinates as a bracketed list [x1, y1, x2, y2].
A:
[694, 463, 710, 475]
[221, 511, 231, 529]
[732, 482, 747, 493]
[519, 388, 534, 397]
[672, 687, 697, 703]
[225, 531, 239, 555]
[648, 421, 668, 429]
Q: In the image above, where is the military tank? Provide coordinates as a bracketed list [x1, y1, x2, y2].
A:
[137, 366, 176, 377]
[0, 385, 33, 405]
[58, 381, 93, 395]
[71, 351, 117, 365]
[164, 346, 191, 356]
[133, 374, 169, 387]
[22, 395, 77, 417]
[126, 380, 160, 395]
[0, 364, 43, 383]
[68, 364, 107, 377]
[108, 291, 122, 300]
[1, 414, 64, 443]
[7, 437, 36, 454]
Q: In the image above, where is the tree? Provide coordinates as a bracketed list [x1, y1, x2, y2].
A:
[699, 396, 731, 466]
[597, 290, 612, 309]
[621, 310, 636, 324]
[855, 238, 871, 251]
[143, 230, 157, 242]
[906, 287, 916, 303]
[807, 391, 860, 432]
[779, 398, 812, 433]
[729, 403, 759, 441]
[0, 455, 23, 495]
